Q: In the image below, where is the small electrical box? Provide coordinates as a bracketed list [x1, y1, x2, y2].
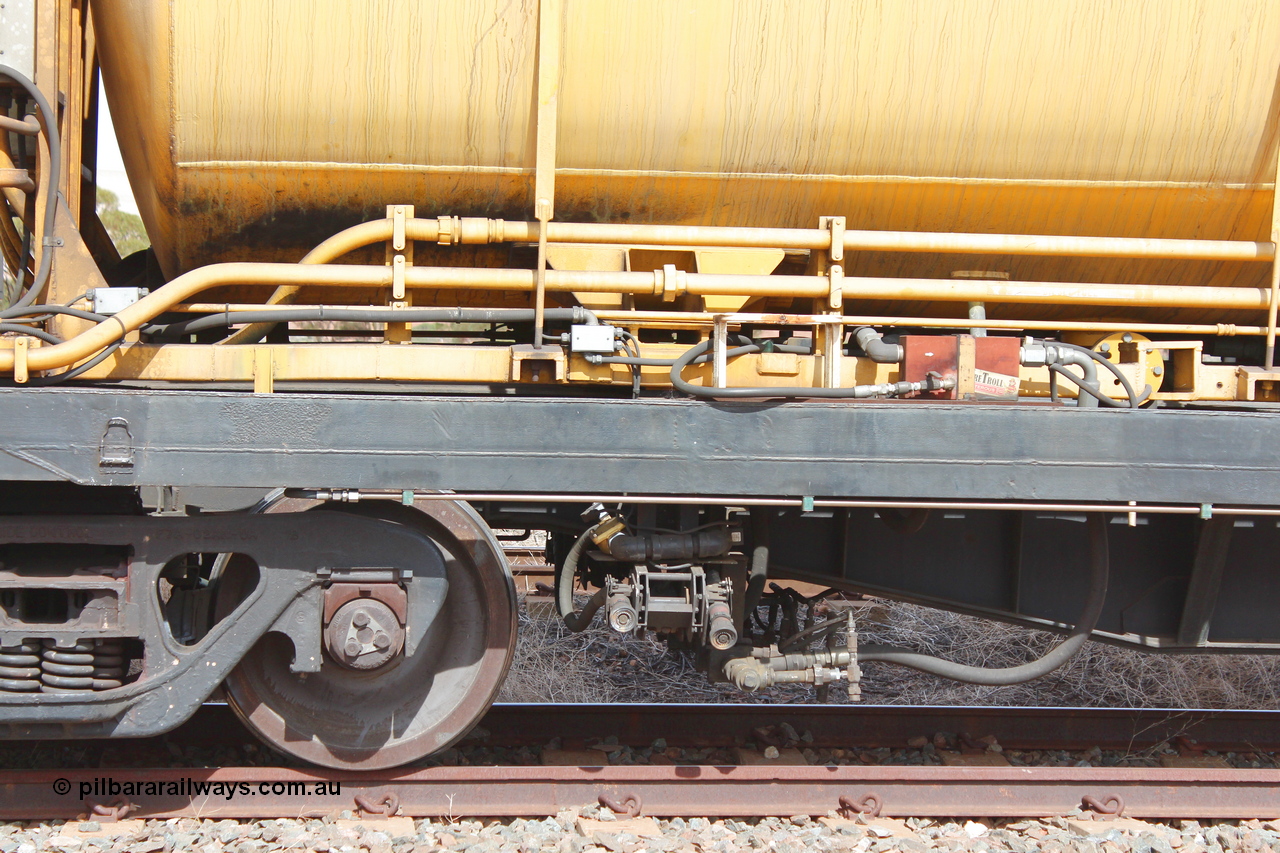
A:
[569, 324, 618, 354]
[89, 287, 149, 316]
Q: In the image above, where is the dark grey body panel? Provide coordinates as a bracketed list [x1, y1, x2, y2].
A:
[0, 388, 1275, 503]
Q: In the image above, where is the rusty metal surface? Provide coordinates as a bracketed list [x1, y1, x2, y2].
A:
[12, 765, 1280, 820]
[224, 501, 518, 770]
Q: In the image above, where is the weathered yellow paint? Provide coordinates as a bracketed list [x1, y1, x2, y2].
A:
[62, 338, 1256, 402]
[93, 0, 1280, 316]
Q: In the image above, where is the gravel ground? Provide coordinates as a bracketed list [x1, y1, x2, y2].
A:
[4, 808, 1279, 853]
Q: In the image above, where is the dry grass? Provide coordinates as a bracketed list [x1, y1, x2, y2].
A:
[497, 597, 1280, 709]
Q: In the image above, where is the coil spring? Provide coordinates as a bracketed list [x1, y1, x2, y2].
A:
[0, 643, 42, 692]
[39, 639, 126, 692]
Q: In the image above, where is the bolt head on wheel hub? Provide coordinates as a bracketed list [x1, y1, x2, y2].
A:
[325, 598, 404, 670]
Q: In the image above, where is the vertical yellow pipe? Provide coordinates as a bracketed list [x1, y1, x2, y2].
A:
[532, 0, 561, 350]
[1266, 138, 1280, 368]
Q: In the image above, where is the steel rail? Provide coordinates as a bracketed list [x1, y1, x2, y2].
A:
[13, 705, 1280, 819]
[12, 765, 1280, 820]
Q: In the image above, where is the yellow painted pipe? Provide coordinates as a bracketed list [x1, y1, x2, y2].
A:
[493, 220, 1275, 262]
[234, 214, 1276, 343]
[220, 218, 435, 343]
[593, 310, 1266, 337]
[178, 301, 1273, 341]
[11, 260, 1269, 374]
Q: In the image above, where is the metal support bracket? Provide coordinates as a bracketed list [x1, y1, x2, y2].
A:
[392, 206, 406, 252]
[253, 348, 274, 394]
[712, 316, 729, 388]
[385, 205, 415, 343]
[392, 254, 406, 301]
[12, 337, 29, 385]
[820, 215, 845, 312]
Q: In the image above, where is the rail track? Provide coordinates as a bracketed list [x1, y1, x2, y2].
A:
[6, 704, 1278, 821]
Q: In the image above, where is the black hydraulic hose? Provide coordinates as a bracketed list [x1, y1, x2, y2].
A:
[0, 303, 109, 323]
[859, 513, 1109, 685]
[151, 307, 588, 338]
[29, 337, 123, 385]
[595, 346, 756, 367]
[593, 334, 776, 367]
[0, 322, 60, 344]
[556, 524, 603, 632]
[617, 329, 642, 398]
[670, 339, 940, 399]
[0, 65, 61, 311]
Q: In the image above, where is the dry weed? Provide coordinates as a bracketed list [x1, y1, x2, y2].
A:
[498, 597, 1280, 709]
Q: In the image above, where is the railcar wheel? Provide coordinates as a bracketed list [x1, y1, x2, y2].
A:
[221, 498, 515, 769]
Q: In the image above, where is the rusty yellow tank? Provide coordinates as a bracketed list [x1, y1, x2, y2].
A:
[94, 0, 1280, 321]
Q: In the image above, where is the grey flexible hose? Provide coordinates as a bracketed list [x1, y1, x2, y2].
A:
[556, 523, 603, 632]
[1051, 341, 1148, 408]
[2, 304, 108, 323]
[858, 513, 1109, 685]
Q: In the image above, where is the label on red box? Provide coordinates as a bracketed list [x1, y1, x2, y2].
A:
[973, 368, 1019, 398]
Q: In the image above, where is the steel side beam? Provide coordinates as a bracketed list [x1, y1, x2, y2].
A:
[0, 389, 1279, 506]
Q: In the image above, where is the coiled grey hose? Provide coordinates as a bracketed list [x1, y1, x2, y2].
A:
[0, 65, 61, 311]
[858, 513, 1109, 685]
